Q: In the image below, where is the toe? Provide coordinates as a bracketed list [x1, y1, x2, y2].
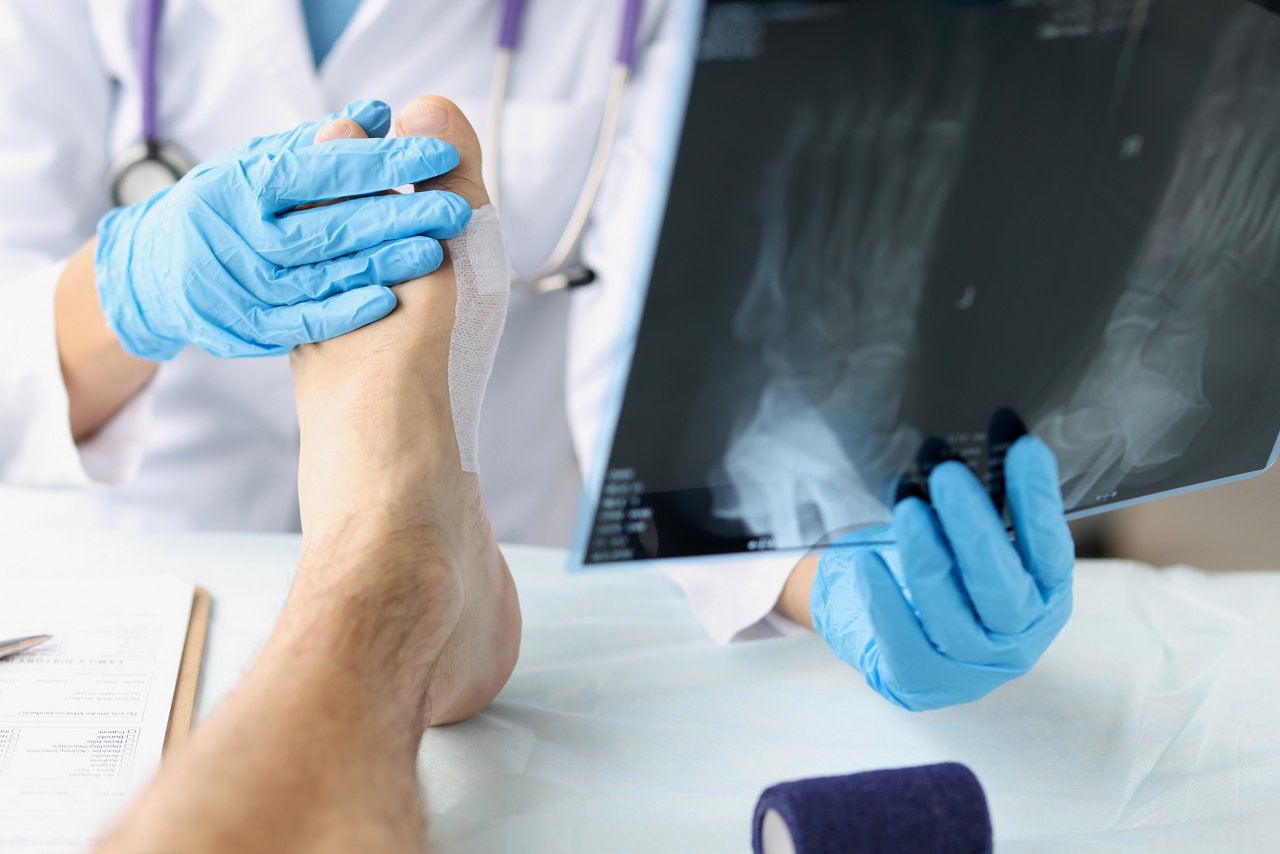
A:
[396, 96, 489, 208]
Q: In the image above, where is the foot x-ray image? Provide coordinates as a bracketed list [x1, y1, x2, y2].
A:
[580, 0, 1280, 564]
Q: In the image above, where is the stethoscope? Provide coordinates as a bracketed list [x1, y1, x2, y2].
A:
[108, 0, 645, 294]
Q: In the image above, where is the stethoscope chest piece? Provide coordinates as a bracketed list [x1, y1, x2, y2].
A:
[110, 140, 195, 207]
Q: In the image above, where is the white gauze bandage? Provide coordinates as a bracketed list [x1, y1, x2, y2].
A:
[444, 204, 510, 473]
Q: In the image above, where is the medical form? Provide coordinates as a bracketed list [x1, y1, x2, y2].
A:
[0, 574, 195, 852]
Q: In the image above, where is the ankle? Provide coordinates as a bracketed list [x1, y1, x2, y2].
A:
[289, 522, 464, 655]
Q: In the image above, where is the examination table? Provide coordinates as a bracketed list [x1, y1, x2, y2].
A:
[9, 529, 1280, 852]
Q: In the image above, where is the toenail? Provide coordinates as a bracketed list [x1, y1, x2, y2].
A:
[400, 100, 451, 137]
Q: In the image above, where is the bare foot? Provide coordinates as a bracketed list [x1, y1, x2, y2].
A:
[290, 96, 519, 725]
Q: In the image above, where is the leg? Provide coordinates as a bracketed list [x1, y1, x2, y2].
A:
[94, 97, 518, 854]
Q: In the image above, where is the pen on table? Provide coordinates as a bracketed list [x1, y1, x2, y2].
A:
[0, 635, 52, 661]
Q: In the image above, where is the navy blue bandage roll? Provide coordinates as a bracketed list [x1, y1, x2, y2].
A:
[752, 762, 992, 854]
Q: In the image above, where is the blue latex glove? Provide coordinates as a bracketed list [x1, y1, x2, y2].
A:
[812, 435, 1075, 711]
[95, 99, 472, 360]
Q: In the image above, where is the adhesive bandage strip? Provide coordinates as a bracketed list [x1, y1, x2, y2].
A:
[443, 205, 510, 473]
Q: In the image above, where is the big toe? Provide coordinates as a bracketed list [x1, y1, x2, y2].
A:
[396, 96, 489, 208]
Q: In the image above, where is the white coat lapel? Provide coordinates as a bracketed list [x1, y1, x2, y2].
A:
[314, 0, 389, 92]
[187, 0, 328, 126]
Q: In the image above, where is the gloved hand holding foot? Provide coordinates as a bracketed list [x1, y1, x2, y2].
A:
[94, 99, 472, 360]
[809, 435, 1075, 711]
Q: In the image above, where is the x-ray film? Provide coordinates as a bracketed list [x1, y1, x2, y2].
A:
[576, 0, 1280, 565]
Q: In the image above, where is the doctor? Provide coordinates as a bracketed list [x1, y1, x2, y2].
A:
[0, 0, 1076, 712]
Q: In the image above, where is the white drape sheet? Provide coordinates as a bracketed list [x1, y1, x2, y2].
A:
[8, 530, 1278, 853]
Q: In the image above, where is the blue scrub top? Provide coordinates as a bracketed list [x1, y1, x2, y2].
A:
[301, 0, 364, 67]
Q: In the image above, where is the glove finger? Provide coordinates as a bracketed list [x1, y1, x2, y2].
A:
[260, 191, 472, 264]
[852, 550, 949, 712]
[929, 461, 1045, 635]
[271, 237, 444, 303]
[237, 101, 391, 163]
[893, 498, 990, 662]
[1005, 435, 1075, 594]
[277, 99, 393, 150]
[259, 137, 462, 211]
[258, 286, 398, 348]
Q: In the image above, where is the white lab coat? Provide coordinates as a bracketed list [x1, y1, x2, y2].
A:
[0, 0, 801, 643]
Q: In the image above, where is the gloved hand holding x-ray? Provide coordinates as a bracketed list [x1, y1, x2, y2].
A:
[813, 437, 1074, 711]
[578, 0, 1280, 709]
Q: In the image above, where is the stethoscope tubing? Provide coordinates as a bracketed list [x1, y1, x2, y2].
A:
[489, 0, 645, 292]
[139, 0, 164, 144]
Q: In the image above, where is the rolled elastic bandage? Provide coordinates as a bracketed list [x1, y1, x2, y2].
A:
[443, 205, 509, 473]
[752, 763, 992, 854]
